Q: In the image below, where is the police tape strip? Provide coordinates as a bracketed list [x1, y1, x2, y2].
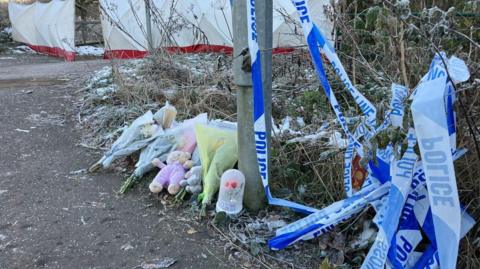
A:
[269, 182, 390, 250]
[388, 147, 469, 268]
[416, 53, 470, 153]
[274, 179, 381, 236]
[247, 0, 319, 214]
[344, 142, 355, 197]
[390, 84, 408, 129]
[411, 186, 476, 269]
[387, 160, 431, 269]
[254, 1, 474, 266]
[387, 188, 423, 269]
[290, 0, 371, 151]
[361, 129, 417, 269]
[291, 0, 372, 201]
[308, 5, 377, 126]
[411, 62, 461, 269]
[290, 0, 402, 202]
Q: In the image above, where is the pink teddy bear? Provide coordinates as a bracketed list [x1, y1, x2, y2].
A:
[149, 151, 194, 195]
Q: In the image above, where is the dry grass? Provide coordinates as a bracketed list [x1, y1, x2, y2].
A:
[76, 2, 479, 267]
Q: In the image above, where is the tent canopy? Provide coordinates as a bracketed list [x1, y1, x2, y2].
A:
[101, 0, 334, 58]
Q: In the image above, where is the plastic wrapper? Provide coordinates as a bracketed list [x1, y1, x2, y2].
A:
[89, 111, 161, 172]
[195, 123, 238, 215]
[153, 101, 177, 129]
[119, 113, 206, 193]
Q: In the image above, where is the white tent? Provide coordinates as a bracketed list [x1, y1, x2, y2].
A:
[100, 0, 151, 58]
[150, 0, 234, 52]
[100, 0, 334, 58]
[273, 0, 334, 48]
[8, 0, 76, 61]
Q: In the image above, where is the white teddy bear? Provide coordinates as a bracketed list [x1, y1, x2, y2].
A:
[179, 166, 203, 194]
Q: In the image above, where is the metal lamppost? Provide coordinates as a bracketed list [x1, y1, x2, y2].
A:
[232, 0, 272, 211]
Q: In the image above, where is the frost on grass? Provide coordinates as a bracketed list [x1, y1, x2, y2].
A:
[77, 54, 234, 149]
[77, 48, 397, 266]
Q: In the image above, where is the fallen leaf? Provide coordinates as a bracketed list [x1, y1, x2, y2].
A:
[14, 128, 30, 133]
[136, 257, 177, 269]
[121, 243, 134, 251]
[319, 258, 334, 269]
[186, 228, 197, 235]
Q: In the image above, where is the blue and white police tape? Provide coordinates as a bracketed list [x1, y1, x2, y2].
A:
[411, 186, 475, 269]
[411, 65, 462, 269]
[288, 0, 376, 126]
[310, 24, 377, 126]
[387, 189, 423, 269]
[291, 0, 368, 204]
[344, 142, 355, 197]
[247, 0, 318, 214]
[290, 0, 369, 152]
[269, 2, 472, 266]
[269, 182, 390, 250]
[291, 0, 401, 202]
[387, 147, 471, 268]
[361, 129, 417, 269]
[389, 84, 408, 129]
[275, 176, 382, 237]
[386, 160, 429, 268]
[416, 53, 470, 153]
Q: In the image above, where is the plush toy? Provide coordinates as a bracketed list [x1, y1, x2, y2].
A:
[180, 166, 203, 194]
[149, 151, 194, 195]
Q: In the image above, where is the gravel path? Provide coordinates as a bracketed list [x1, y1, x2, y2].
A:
[0, 54, 231, 269]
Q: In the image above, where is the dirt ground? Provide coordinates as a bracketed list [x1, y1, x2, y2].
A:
[0, 53, 233, 269]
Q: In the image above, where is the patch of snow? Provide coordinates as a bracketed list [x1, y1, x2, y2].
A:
[295, 117, 306, 128]
[271, 118, 280, 135]
[350, 220, 376, 248]
[327, 131, 348, 149]
[1, 27, 12, 35]
[395, 0, 411, 19]
[84, 66, 113, 90]
[278, 116, 302, 135]
[267, 219, 287, 231]
[286, 131, 328, 144]
[396, 0, 410, 8]
[76, 45, 105, 57]
[26, 112, 65, 126]
[95, 85, 118, 98]
[12, 45, 36, 54]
